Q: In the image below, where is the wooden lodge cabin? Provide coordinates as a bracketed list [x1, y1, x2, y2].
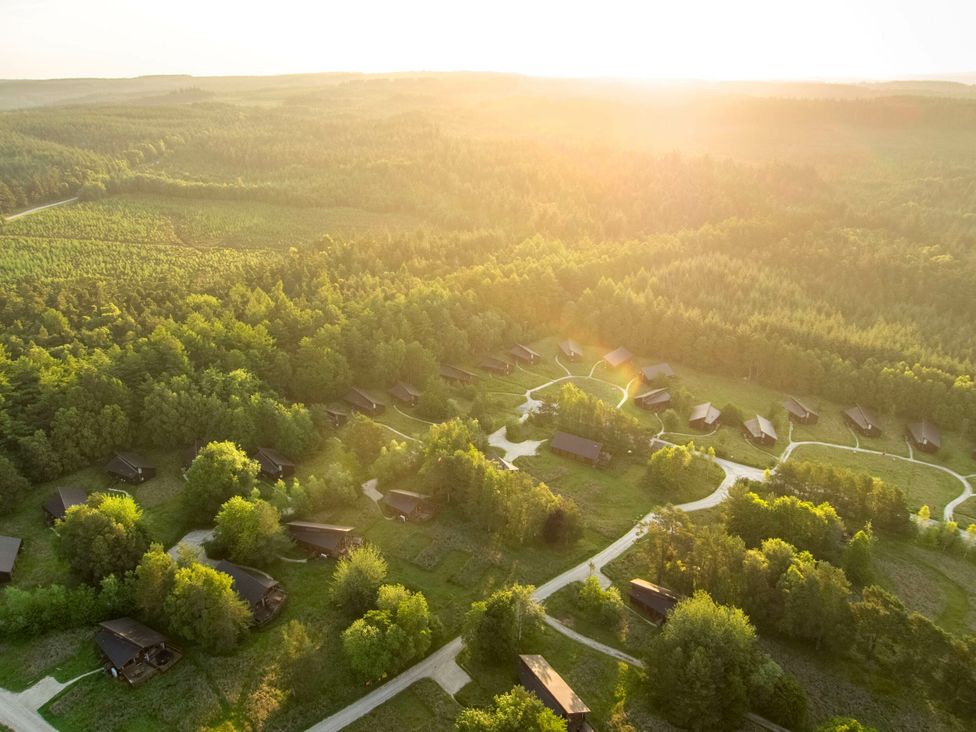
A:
[389, 382, 421, 406]
[181, 440, 208, 471]
[105, 452, 156, 484]
[325, 405, 349, 428]
[558, 339, 583, 362]
[479, 355, 514, 376]
[439, 363, 479, 385]
[510, 343, 541, 365]
[215, 560, 286, 626]
[518, 655, 591, 732]
[602, 346, 633, 369]
[743, 415, 778, 445]
[0, 535, 22, 583]
[344, 386, 386, 416]
[844, 405, 882, 437]
[253, 447, 296, 481]
[640, 363, 675, 382]
[43, 486, 87, 524]
[783, 397, 818, 424]
[550, 431, 609, 467]
[286, 521, 362, 558]
[628, 578, 680, 624]
[381, 489, 437, 522]
[95, 617, 182, 685]
[688, 402, 721, 431]
[634, 387, 671, 412]
[906, 421, 941, 453]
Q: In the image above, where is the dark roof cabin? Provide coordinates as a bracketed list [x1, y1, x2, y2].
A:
[907, 421, 941, 453]
[634, 387, 671, 412]
[0, 535, 22, 583]
[640, 363, 675, 382]
[518, 655, 591, 732]
[688, 402, 721, 430]
[286, 521, 361, 558]
[105, 452, 156, 484]
[95, 617, 181, 685]
[550, 431, 609, 467]
[389, 382, 421, 406]
[344, 386, 386, 416]
[254, 447, 296, 481]
[440, 363, 478, 385]
[783, 397, 818, 424]
[510, 343, 541, 364]
[743, 415, 778, 445]
[380, 489, 436, 522]
[181, 440, 207, 470]
[603, 347, 633, 368]
[844, 405, 881, 437]
[558, 339, 583, 362]
[43, 486, 87, 524]
[479, 356, 513, 375]
[629, 578, 680, 623]
[215, 560, 286, 626]
[325, 405, 349, 428]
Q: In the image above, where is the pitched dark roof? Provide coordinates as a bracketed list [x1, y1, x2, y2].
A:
[325, 404, 349, 416]
[519, 655, 590, 716]
[635, 388, 671, 406]
[907, 421, 941, 448]
[744, 415, 778, 441]
[845, 405, 880, 432]
[479, 356, 510, 371]
[641, 363, 675, 380]
[43, 486, 87, 521]
[114, 452, 155, 470]
[629, 578, 680, 616]
[550, 431, 603, 462]
[439, 364, 478, 382]
[689, 402, 721, 426]
[106, 452, 154, 478]
[783, 396, 817, 420]
[603, 347, 633, 368]
[344, 386, 383, 411]
[0, 535, 22, 576]
[286, 522, 355, 552]
[380, 489, 431, 515]
[389, 382, 421, 402]
[255, 447, 295, 470]
[510, 344, 541, 361]
[97, 617, 168, 668]
[215, 560, 278, 609]
[558, 339, 583, 358]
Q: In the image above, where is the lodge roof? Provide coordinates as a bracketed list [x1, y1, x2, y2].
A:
[380, 489, 431, 515]
[783, 396, 817, 420]
[907, 421, 941, 448]
[215, 560, 278, 609]
[43, 486, 87, 521]
[629, 578, 680, 616]
[96, 617, 169, 667]
[744, 415, 778, 441]
[439, 364, 478, 382]
[641, 363, 675, 380]
[254, 447, 295, 470]
[844, 404, 881, 433]
[286, 522, 355, 552]
[550, 431, 604, 462]
[635, 387, 670, 406]
[558, 339, 583, 358]
[0, 535, 21, 577]
[689, 402, 721, 425]
[389, 382, 421, 402]
[603, 347, 633, 368]
[344, 386, 383, 411]
[510, 343, 541, 360]
[519, 655, 591, 716]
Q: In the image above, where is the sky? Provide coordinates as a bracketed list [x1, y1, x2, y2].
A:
[1, 0, 975, 82]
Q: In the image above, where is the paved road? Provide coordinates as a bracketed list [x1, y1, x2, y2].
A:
[2, 197, 78, 222]
[0, 670, 99, 732]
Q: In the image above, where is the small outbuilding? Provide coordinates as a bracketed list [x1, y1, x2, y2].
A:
[43, 486, 87, 524]
[344, 387, 386, 416]
[906, 421, 941, 453]
[479, 356, 513, 376]
[105, 452, 156, 484]
[634, 387, 672, 412]
[253, 447, 296, 481]
[628, 578, 680, 623]
[380, 489, 436, 522]
[558, 339, 583, 362]
[95, 617, 182, 685]
[844, 405, 882, 437]
[440, 364, 479, 385]
[286, 522, 362, 558]
[389, 382, 421, 406]
[688, 402, 721, 431]
[215, 560, 286, 626]
[325, 405, 349, 429]
[550, 431, 609, 467]
[518, 655, 591, 732]
[510, 344, 541, 364]
[783, 397, 818, 424]
[640, 363, 675, 382]
[0, 535, 22, 583]
[603, 347, 633, 368]
[743, 415, 778, 445]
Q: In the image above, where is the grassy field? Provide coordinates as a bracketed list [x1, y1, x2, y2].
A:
[788, 445, 965, 516]
[344, 679, 459, 732]
[543, 582, 657, 658]
[953, 496, 976, 528]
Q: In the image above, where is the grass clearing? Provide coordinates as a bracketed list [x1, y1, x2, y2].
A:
[344, 679, 459, 732]
[543, 583, 657, 658]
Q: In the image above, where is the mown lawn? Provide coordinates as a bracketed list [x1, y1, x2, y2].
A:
[953, 496, 976, 529]
[788, 445, 965, 516]
[533, 376, 625, 407]
[543, 582, 657, 658]
[344, 679, 459, 732]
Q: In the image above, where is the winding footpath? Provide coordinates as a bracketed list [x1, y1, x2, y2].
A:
[1, 197, 78, 222]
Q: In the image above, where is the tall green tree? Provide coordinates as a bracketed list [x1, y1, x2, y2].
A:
[183, 441, 260, 521]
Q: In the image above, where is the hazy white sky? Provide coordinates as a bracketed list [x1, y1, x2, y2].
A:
[1, 0, 974, 81]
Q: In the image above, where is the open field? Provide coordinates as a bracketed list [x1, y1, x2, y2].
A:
[543, 582, 657, 658]
[343, 679, 459, 732]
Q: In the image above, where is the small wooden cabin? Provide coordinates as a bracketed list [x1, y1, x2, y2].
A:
[43, 486, 87, 524]
[518, 655, 591, 732]
[558, 339, 583, 362]
[286, 522, 361, 558]
[783, 397, 818, 424]
[325, 405, 349, 429]
[510, 344, 541, 364]
[743, 415, 778, 445]
[640, 363, 675, 382]
[634, 387, 671, 412]
[389, 382, 421, 406]
[96, 617, 182, 685]
[906, 421, 941, 453]
[550, 431, 609, 467]
[628, 578, 680, 623]
[380, 489, 436, 522]
[105, 452, 156, 484]
[439, 364, 479, 385]
[215, 560, 286, 626]
[603, 347, 633, 369]
[0, 535, 22, 583]
[688, 402, 721, 430]
[253, 447, 296, 481]
[844, 405, 882, 437]
[344, 387, 385, 416]
[479, 356, 514, 376]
